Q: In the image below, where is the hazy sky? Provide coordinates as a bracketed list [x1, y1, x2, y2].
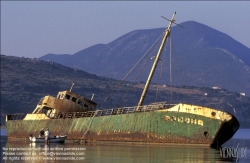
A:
[1, 1, 250, 58]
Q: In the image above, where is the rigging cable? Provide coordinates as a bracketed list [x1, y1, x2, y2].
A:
[117, 57, 151, 107]
[118, 34, 165, 107]
[118, 34, 166, 107]
[73, 110, 98, 144]
[170, 36, 197, 104]
[171, 40, 186, 86]
[98, 32, 165, 108]
[155, 37, 168, 102]
[170, 37, 173, 104]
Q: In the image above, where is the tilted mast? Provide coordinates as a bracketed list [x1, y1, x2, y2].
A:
[137, 12, 176, 109]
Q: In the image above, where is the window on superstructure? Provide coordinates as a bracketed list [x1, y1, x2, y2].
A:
[72, 97, 77, 102]
[78, 100, 83, 106]
[60, 94, 65, 99]
[38, 98, 44, 105]
[65, 94, 70, 100]
[41, 108, 47, 114]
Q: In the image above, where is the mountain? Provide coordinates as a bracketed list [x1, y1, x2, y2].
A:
[1, 55, 250, 128]
[39, 21, 250, 95]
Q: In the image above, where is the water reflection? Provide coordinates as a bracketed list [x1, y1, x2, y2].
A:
[85, 144, 224, 163]
[2, 139, 249, 163]
[4, 141, 66, 163]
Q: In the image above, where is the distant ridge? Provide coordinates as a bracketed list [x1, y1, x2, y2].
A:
[39, 21, 250, 95]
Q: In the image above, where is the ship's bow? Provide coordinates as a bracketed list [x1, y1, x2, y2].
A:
[210, 114, 240, 148]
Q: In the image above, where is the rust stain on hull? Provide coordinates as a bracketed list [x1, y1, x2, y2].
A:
[6, 104, 240, 147]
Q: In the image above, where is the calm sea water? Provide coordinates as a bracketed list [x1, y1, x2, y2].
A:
[1, 129, 249, 163]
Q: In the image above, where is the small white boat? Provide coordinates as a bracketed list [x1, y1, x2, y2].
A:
[29, 135, 67, 143]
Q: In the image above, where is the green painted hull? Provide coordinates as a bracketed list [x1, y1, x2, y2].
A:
[5, 111, 229, 145]
[6, 104, 240, 148]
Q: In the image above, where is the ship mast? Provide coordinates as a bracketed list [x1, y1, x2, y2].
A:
[137, 12, 176, 109]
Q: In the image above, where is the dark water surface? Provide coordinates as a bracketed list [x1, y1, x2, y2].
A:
[1, 129, 249, 163]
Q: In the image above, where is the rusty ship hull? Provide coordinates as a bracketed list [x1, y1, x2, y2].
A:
[6, 103, 239, 148]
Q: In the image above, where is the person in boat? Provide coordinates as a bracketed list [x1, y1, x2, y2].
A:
[44, 128, 51, 144]
[39, 128, 44, 137]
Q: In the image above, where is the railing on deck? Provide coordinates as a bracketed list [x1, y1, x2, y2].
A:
[6, 104, 176, 121]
